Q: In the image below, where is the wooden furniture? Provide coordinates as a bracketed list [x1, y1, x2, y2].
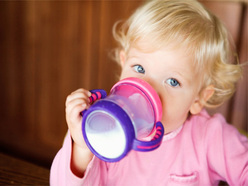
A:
[0, 152, 49, 185]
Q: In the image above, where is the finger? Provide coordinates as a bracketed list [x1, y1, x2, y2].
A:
[66, 90, 91, 107]
[67, 103, 86, 126]
[72, 88, 91, 96]
[66, 98, 89, 115]
[67, 90, 90, 103]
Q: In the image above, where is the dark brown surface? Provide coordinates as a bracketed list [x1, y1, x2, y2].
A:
[0, 152, 49, 185]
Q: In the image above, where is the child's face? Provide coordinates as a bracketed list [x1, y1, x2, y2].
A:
[120, 46, 204, 133]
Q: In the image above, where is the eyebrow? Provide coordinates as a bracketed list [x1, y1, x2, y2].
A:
[126, 55, 140, 61]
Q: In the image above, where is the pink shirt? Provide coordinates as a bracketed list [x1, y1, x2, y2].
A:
[50, 110, 248, 185]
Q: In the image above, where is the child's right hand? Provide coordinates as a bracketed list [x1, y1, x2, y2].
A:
[66, 88, 91, 149]
[65, 88, 94, 177]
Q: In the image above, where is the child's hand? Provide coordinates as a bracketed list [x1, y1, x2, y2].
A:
[65, 88, 91, 149]
[66, 88, 94, 177]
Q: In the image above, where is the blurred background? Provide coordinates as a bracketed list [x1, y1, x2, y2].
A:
[0, 0, 247, 169]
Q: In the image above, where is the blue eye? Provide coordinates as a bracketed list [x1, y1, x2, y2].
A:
[166, 78, 180, 87]
[133, 65, 145, 74]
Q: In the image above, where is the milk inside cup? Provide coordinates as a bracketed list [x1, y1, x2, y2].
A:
[82, 77, 164, 162]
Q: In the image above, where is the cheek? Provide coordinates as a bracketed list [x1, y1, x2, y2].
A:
[160, 92, 194, 124]
[119, 65, 135, 79]
[162, 99, 190, 117]
[119, 69, 129, 80]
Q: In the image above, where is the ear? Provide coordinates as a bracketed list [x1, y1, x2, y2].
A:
[190, 85, 215, 115]
[120, 50, 126, 67]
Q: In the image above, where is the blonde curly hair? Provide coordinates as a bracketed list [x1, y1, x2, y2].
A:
[112, 0, 242, 108]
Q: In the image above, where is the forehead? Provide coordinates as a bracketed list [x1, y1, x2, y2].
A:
[128, 45, 193, 67]
[132, 38, 204, 70]
[127, 46, 201, 81]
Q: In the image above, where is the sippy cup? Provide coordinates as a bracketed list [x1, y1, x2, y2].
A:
[82, 77, 164, 162]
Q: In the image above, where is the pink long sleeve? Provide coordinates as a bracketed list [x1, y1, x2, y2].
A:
[50, 132, 107, 186]
[205, 115, 248, 185]
[50, 110, 248, 185]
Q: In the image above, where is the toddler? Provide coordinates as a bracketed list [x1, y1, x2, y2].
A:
[50, 0, 248, 185]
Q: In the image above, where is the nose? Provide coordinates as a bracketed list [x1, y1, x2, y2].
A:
[142, 78, 156, 90]
[141, 77, 163, 101]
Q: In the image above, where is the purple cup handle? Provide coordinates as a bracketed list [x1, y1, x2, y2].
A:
[81, 89, 107, 116]
[89, 89, 107, 104]
[132, 121, 164, 152]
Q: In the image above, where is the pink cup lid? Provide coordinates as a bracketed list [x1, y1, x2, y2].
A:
[111, 77, 162, 122]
